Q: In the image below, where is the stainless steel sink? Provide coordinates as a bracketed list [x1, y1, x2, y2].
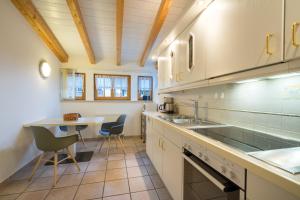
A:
[158, 115, 225, 128]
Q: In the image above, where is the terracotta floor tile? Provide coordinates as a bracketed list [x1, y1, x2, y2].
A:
[26, 177, 53, 191]
[102, 194, 130, 200]
[105, 169, 127, 181]
[103, 179, 129, 197]
[129, 176, 154, 192]
[156, 188, 172, 200]
[55, 173, 83, 188]
[0, 180, 30, 195]
[131, 190, 159, 200]
[90, 152, 106, 163]
[125, 158, 144, 167]
[16, 190, 49, 200]
[63, 163, 88, 174]
[74, 182, 104, 200]
[40, 165, 67, 178]
[108, 154, 124, 161]
[124, 153, 141, 160]
[81, 171, 105, 184]
[45, 186, 77, 200]
[0, 194, 19, 200]
[86, 161, 107, 172]
[107, 160, 126, 170]
[127, 166, 148, 178]
[145, 165, 158, 176]
[150, 175, 164, 189]
[9, 167, 43, 181]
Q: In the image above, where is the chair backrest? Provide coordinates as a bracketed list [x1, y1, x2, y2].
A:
[31, 126, 56, 152]
[116, 114, 126, 124]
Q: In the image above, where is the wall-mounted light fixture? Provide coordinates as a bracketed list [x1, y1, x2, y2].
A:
[39, 61, 51, 79]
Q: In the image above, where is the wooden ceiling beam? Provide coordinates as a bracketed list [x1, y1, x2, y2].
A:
[139, 0, 172, 66]
[116, 0, 124, 65]
[11, 0, 69, 62]
[66, 0, 95, 64]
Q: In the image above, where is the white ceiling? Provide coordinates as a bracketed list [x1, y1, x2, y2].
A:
[32, 0, 194, 66]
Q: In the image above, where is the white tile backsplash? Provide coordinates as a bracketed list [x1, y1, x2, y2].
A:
[165, 75, 300, 140]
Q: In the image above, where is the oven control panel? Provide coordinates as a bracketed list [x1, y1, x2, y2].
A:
[183, 138, 246, 190]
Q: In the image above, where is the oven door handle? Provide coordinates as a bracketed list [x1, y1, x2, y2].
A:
[183, 154, 226, 191]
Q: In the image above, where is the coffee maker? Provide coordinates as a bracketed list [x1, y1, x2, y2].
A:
[158, 97, 174, 113]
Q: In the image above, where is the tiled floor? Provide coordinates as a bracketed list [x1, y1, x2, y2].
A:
[0, 137, 172, 200]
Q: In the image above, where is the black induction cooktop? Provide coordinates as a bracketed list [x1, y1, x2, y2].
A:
[190, 126, 300, 153]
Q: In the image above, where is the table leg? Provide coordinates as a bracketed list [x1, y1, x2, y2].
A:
[67, 126, 77, 157]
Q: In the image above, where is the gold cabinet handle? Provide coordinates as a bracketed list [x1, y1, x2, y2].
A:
[266, 33, 273, 55]
[161, 141, 165, 151]
[292, 22, 300, 47]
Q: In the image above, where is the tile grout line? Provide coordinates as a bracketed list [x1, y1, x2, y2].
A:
[72, 153, 89, 200]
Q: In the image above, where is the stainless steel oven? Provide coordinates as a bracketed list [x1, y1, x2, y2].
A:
[183, 149, 245, 200]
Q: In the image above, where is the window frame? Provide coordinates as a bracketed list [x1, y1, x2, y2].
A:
[75, 73, 86, 100]
[137, 76, 153, 101]
[94, 74, 131, 100]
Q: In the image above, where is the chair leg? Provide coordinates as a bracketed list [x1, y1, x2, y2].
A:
[118, 135, 126, 154]
[99, 137, 106, 153]
[78, 131, 86, 147]
[67, 147, 80, 172]
[29, 154, 43, 181]
[106, 136, 111, 160]
[53, 152, 58, 186]
[114, 136, 118, 150]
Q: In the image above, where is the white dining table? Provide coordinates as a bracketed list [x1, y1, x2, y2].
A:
[24, 117, 104, 156]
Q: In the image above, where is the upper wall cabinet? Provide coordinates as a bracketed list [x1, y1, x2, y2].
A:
[285, 0, 300, 60]
[201, 0, 283, 78]
[174, 21, 206, 84]
[158, 48, 172, 89]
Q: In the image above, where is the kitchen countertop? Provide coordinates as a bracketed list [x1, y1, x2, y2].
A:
[143, 111, 300, 199]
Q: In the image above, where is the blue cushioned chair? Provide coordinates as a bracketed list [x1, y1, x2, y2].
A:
[99, 114, 126, 158]
[60, 113, 87, 146]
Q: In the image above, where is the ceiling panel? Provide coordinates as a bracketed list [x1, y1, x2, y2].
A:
[32, 0, 194, 66]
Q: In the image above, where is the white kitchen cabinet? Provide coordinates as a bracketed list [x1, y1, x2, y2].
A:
[202, 0, 284, 78]
[146, 116, 183, 200]
[174, 20, 206, 84]
[146, 116, 153, 161]
[285, 0, 300, 60]
[151, 131, 164, 177]
[162, 138, 183, 200]
[247, 171, 299, 200]
[158, 47, 173, 89]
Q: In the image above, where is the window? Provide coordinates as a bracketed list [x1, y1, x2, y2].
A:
[138, 76, 153, 101]
[94, 74, 131, 100]
[188, 33, 195, 71]
[75, 73, 86, 100]
[60, 69, 85, 100]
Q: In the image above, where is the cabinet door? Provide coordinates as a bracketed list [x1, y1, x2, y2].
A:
[158, 48, 172, 89]
[146, 117, 153, 161]
[247, 172, 298, 200]
[162, 139, 183, 200]
[202, 0, 283, 78]
[285, 0, 300, 60]
[151, 132, 163, 176]
[176, 21, 206, 84]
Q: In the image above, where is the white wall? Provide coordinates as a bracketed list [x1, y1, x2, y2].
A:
[166, 75, 300, 141]
[60, 63, 158, 138]
[0, 2, 61, 183]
